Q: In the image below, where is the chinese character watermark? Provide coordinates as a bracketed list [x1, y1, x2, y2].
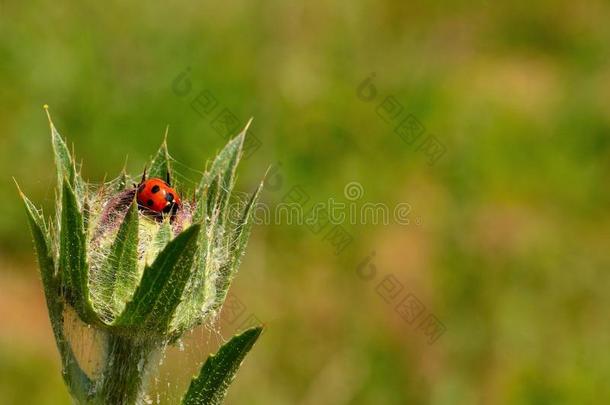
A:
[357, 73, 447, 165]
[355, 251, 446, 344]
[172, 67, 262, 159]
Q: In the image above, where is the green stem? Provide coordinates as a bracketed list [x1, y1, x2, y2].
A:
[98, 335, 157, 405]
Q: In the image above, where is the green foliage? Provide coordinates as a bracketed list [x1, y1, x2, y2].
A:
[113, 224, 200, 336]
[59, 180, 100, 325]
[18, 185, 92, 402]
[99, 200, 139, 316]
[213, 181, 263, 309]
[19, 115, 263, 404]
[177, 125, 255, 334]
[49, 110, 85, 204]
[148, 130, 172, 182]
[200, 128, 245, 222]
[49, 115, 75, 198]
[182, 327, 263, 405]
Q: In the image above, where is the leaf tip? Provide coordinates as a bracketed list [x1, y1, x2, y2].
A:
[250, 325, 264, 337]
[163, 124, 170, 144]
[186, 223, 202, 238]
[122, 155, 129, 172]
[262, 165, 273, 183]
[43, 104, 55, 129]
[243, 117, 254, 133]
[12, 177, 24, 197]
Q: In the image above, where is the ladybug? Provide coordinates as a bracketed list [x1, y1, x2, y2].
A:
[136, 171, 181, 216]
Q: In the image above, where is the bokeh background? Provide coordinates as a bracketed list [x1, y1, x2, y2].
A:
[1, 1, 609, 404]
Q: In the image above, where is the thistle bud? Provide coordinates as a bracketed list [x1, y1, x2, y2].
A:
[18, 109, 263, 404]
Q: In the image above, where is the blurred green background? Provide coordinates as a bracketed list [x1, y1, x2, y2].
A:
[1, 0, 609, 404]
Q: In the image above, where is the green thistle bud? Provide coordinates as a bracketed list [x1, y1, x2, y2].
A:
[17, 108, 263, 405]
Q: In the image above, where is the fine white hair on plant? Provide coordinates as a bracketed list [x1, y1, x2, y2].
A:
[17, 107, 264, 405]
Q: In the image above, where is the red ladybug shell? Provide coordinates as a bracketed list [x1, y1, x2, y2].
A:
[136, 178, 181, 214]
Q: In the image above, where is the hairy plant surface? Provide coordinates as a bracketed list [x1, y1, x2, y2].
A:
[18, 110, 263, 404]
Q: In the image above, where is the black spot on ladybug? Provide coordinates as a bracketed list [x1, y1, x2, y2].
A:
[163, 204, 172, 213]
[138, 184, 145, 193]
[165, 193, 174, 202]
[147, 199, 154, 207]
[151, 185, 160, 193]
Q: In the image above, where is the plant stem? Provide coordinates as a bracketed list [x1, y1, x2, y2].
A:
[99, 334, 157, 405]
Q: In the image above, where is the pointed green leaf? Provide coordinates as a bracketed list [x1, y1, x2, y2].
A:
[200, 131, 244, 190]
[231, 182, 263, 268]
[179, 180, 263, 331]
[113, 225, 200, 335]
[50, 118, 86, 199]
[48, 113, 87, 243]
[188, 130, 248, 322]
[214, 182, 263, 307]
[172, 190, 220, 334]
[149, 133, 172, 181]
[18, 186, 92, 399]
[18, 188, 57, 317]
[60, 180, 101, 325]
[98, 200, 139, 317]
[181, 326, 263, 405]
[182, 174, 220, 329]
[198, 128, 247, 222]
[50, 120, 75, 192]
